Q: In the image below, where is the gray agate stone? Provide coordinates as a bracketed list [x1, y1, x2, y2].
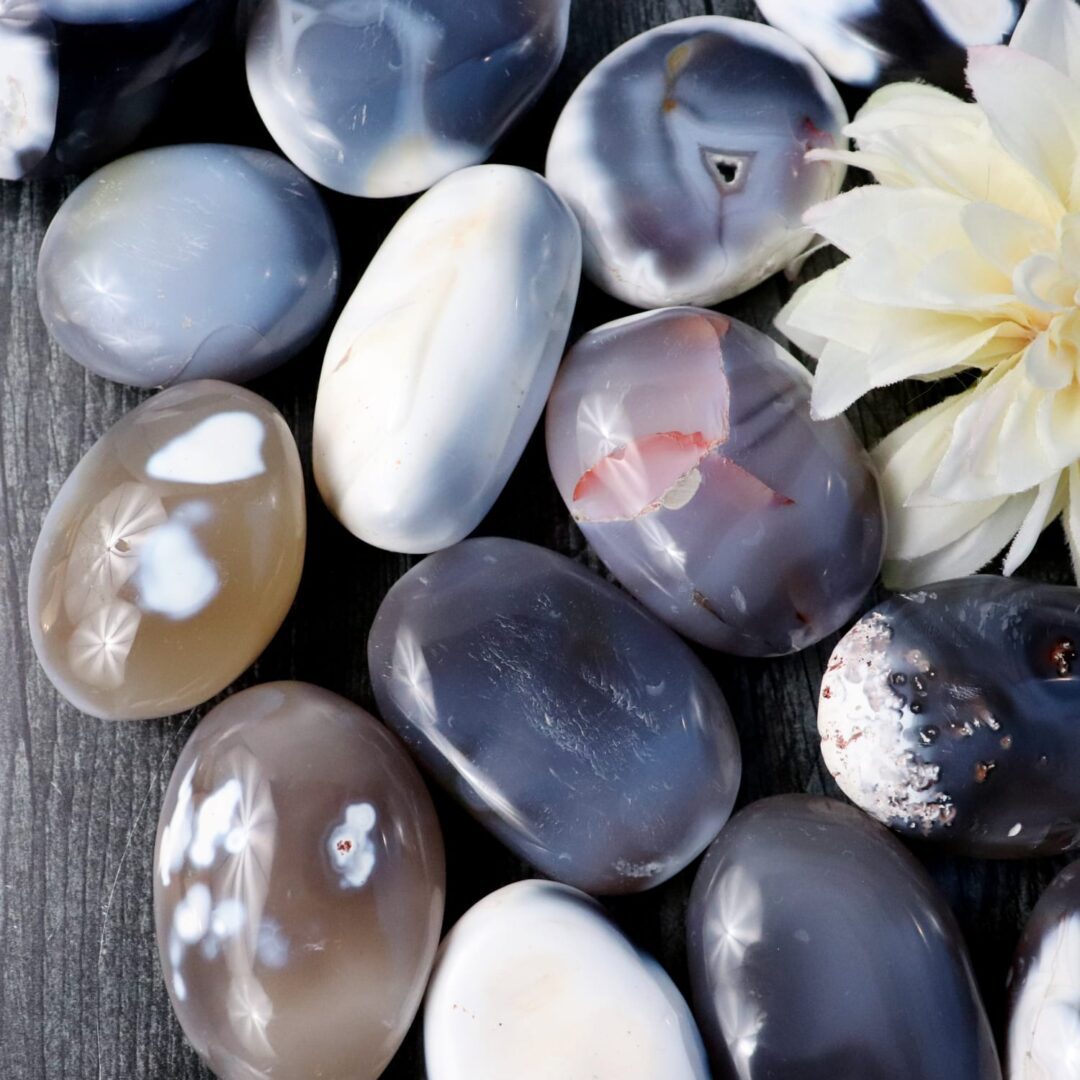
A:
[36, 144, 338, 388]
[545, 16, 847, 308]
[820, 577, 1080, 857]
[246, 0, 571, 198]
[367, 537, 741, 895]
[687, 795, 1001, 1080]
[546, 308, 885, 657]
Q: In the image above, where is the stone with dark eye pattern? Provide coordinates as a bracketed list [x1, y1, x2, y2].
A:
[0, 0, 229, 180]
[546, 307, 885, 657]
[246, 0, 571, 198]
[154, 681, 446, 1080]
[367, 536, 741, 895]
[687, 795, 1001, 1080]
[545, 16, 847, 308]
[819, 576, 1080, 857]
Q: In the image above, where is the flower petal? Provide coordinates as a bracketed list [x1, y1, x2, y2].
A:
[1024, 330, 1073, 390]
[1010, 0, 1080, 80]
[1065, 462, 1080, 581]
[961, 202, 1056, 277]
[1001, 473, 1065, 575]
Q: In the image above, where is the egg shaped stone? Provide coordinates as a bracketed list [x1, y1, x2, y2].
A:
[246, 0, 570, 198]
[820, 576, 1080, 857]
[425, 879, 709, 1080]
[37, 144, 339, 388]
[368, 537, 740, 895]
[314, 165, 580, 554]
[687, 795, 1001, 1080]
[154, 681, 446, 1080]
[756, 0, 1020, 92]
[28, 381, 305, 721]
[1, 0, 227, 180]
[546, 307, 885, 656]
[1008, 860, 1080, 1079]
[545, 16, 847, 308]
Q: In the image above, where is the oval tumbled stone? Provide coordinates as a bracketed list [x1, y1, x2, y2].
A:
[687, 795, 1001, 1080]
[154, 681, 445, 1080]
[28, 380, 305, 720]
[425, 879, 709, 1080]
[314, 165, 580, 554]
[546, 307, 885, 656]
[368, 536, 740, 894]
[820, 576, 1080, 857]
[37, 144, 339, 387]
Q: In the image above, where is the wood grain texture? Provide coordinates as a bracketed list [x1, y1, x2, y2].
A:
[0, 1, 1071, 1076]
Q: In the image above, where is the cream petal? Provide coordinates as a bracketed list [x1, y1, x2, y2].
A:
[776, 268, 855, 360]
[1001, 473, 1065, 575]
[1065, 462, 1080, 581]
[810, 340, 876, 419]
[1010, 0, 1080, 80]
[1058, 214, 1080, 277]
[1012, 252, 1073, 312]
[961, 202, 1056, 276]
[1024, 331, 1074, 390]
[1044, 381, 1080, 471]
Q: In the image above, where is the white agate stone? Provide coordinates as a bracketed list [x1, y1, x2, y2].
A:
[424, 879, 710, 1080]
[313, 164, 581, 554]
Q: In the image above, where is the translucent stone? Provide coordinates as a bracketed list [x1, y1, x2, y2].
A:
[37, 144, 339, 388]
[246, 0, 571, 197]
[313, 165, 580, 554]
[820, 576, 1080, 856]
[546, 16, 847, 308]
[546, 307, 885, 656]
[28, 381, 305, 720]
[425, 880, 709, 1080]
[368, 536, 740, 895]
[154, 681, 445, 1080]
[687, 795, 1001, 1080]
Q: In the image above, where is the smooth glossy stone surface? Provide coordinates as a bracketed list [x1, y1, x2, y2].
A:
[28, 381, 305, 720]
[314, 165, 580, 554]
[546, 308, 884, 656]
[756, 0, 1021, 91]
[820, 577, 1080, 857]
[1008, 861, 1080, 1079]
[687, 795, 1001, 1080]
[426, 880, 709, 1080]
[545, 16, 847, 308]
[368, 537, 740, 894]
[154, 682, 445, 1080]
[0, 0, 226, 180]
[38, 145, 339, 388]
[246, 0, 570, 198]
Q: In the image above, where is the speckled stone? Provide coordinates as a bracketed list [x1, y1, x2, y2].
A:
[368, 537, 740, 895]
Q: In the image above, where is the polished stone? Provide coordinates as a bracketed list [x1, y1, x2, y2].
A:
[426, 880, 709, 1080]
[687, 795, 1001, 1080]
[38, 144, 339, 388]
[546, 307, 884, 656]
[28, 381, 305, 720]
[1008, 860, 1080, 1080]
[368, 537, 740, 894]
[314, 165, 580, 554]
[154, 681, 445, 1080]
[0, 0, 227, 180]
[819, 576, 1080, 856]
[246, 0, 570, 197]
[546, 16, 846, 308]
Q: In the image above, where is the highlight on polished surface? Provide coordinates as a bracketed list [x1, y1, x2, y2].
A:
[27, 381, 306, 720]
[154, 681, 446, 1080]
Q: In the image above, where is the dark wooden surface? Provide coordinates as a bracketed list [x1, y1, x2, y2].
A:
[0, 1, 1071, 1076]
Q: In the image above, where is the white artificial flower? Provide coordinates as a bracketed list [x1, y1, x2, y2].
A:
[777, 0, 1080, 587]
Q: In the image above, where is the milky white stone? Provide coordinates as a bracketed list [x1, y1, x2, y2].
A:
[313, 165, 581, 554]
[424, 879, 709, 1080]
[0, 15, 58, 180]
[145, 412, 266, 484]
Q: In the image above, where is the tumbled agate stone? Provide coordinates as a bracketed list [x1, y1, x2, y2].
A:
[688, 795, 1001, 1080]
[246, 0, 570, 197]
[314, 165, 580, 554]
[546, 16, 847, 308]
[368, 537, 740, 894]
[28, 381, 305, 720]
[0, 0, 227, 180]
[1008, 861, 1080, 1079]
[154, 682, 445, 1080]
[546, 308, 884, 656]
[756, 0, 1020, 91]
[426, 880, 709, 1080]
[38, 144, 339, 388]
[820, 577, 1080, 857]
